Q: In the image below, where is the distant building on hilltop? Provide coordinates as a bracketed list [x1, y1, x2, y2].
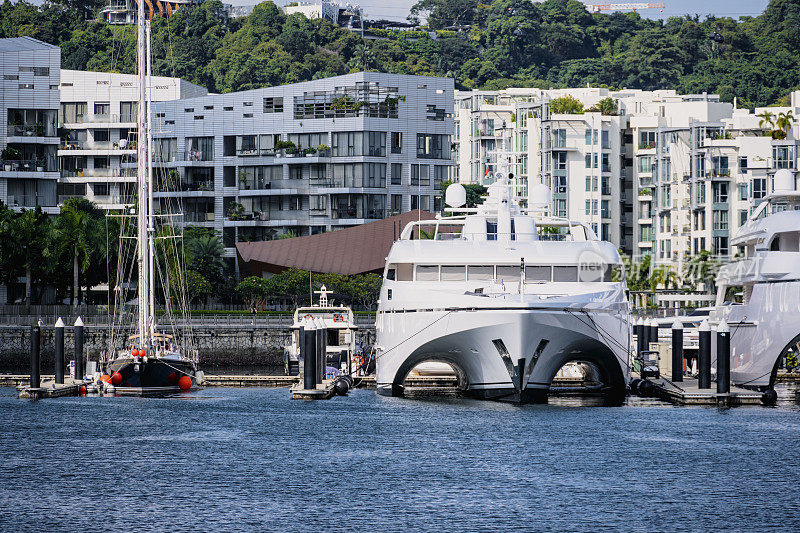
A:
[282, 1, 363, 29]
[101, 0, 197, 25]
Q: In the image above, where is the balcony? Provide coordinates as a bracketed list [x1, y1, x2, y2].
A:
[7, 124, 55, 137]
[156, 180, 214, 193]
[638, 142, 656, 150]
[61, 168, 136, 179]
[1, 159, 54, 173]
[62, 113, 136, 125]
[59, 141, 136, 153]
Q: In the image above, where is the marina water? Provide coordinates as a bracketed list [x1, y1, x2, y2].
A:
[2, 386, 800, 531]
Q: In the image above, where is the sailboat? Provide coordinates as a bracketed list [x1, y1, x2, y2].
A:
[100, 4, 199, 394]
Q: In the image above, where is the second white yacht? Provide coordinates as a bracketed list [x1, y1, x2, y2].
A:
[375, 174, 632, 404]
[711, 169, 800, 394]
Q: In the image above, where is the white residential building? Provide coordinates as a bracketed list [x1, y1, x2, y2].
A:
[150, 72, 454, 268]
[454, 87, 800, 266]
[282, 1, 363, 28]
[57, 70, 206, 210]
[0, 37, 61, 214]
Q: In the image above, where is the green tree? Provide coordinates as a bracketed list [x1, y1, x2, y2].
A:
[185, 269, 212, 305]
[53, 198, 104, 306]
[9, 207, 49, 307]
[549, 95, 584, 114]
[235, 276, 270, 309]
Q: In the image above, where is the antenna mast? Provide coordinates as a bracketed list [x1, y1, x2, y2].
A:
[136, 0, 149, 348]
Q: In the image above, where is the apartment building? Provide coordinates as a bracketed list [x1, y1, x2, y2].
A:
[454, 87, 632, 251]
[454, 86, 800, 266]
[58, 70, 206, 210]
[150, 72, 454, 266]
[0, 37, 61, 214]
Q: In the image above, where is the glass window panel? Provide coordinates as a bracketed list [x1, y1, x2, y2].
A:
[525, 266, 551, 282]
[553, 266, 578, 282]
[440, 266, 466, 281]
[415, 265, 439, 281]
[467, 265, 493, 280]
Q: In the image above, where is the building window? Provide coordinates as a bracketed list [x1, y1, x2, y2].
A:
[332, 163, 364, 187]
[411, 164, 429, 186]
[94, 156, 110, 169]
[289, 165, 303, 180]
[18, 83, 34, 90]
[391, 194, 402, 214]
[738, 183, 748, 201]
[712, 182, 729, 204]
[391, 163, 402, 185]
[752, 178, 766, 199]
[739, 209, 749, 226]
[391, 132, 402, 154]
[120, 102, 137, 122]
[416, 133, 450, 159]
[60, 102, 87, 124]
[713, 210, 729, 231]
[187, 137, 214, 161]
[309, 164, 327, 185]
[365, 163, 386, 187]
[713, 236, 729, 256]
[773, 145, 796, 169]
[367, 131, 386, 156]
[426, 104, 446, 121]
[585, 154, 591, 169]
[263, 97, 284, 113]
[739, 156, 748, 170]
[310, 195, 327, 213]
[433, 165, 448, 188]
[93, 129, 109, 143]
[94, 102, 110, 116]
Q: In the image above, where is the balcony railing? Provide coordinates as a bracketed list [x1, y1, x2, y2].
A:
[7, 124, 54, 137]
[60, 141, 137, 151]
[61, 168, 136, 178]
[62, 113, 136, 124]
[1, 159, 53, 172]
[91, 195, 135, 204]
[156, 181, 214, 192]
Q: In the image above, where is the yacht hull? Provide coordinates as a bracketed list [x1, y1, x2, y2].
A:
[715, 280, 800, 389]
[375, 307, 630, 404]
[105, 357, 196, 390]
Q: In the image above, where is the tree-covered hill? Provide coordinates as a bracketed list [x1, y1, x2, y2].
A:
[2, 0, 800, 108]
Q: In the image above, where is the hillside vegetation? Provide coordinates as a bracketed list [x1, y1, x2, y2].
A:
[1, 0, 799, 108]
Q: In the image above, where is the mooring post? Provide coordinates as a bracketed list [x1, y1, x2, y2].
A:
[637, 317, 647, 359]
[315, 321, 324, 385]
[297, 325, 305, 378]
[634, 317, 643, 357]
[320, 325, 328, 380]
[671, 318, 683, 382]
[74, 316, 84, 380]
[649, 318, 659, 350]
[303, 323, 316, 390]
[698, 319, 711, 389]
[716, 319, 730, 394]
[54, 317, 65, 384]
[30, 323, 41, 389]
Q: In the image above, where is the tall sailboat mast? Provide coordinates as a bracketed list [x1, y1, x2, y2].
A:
[146, 21, 156, 341]
[136, 0, 149, 348]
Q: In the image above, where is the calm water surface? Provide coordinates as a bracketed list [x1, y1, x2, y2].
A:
[1, 386, 799, 531]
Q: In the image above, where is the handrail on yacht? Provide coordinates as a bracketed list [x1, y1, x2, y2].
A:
[400, 216, 594, 241]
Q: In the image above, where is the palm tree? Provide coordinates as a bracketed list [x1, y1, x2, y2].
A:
[757, 110, 775, 131]
[683, 251, 719, 293]
[349, 43, 376, 72]
[54, 199, 92, 306]
[776, 110, 794, 136]
[10, 207, 49, 307]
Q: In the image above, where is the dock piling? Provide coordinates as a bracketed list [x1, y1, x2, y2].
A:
[671, 319, 684, 382]
[698, 319, 711, 389]
[635, 317, 644, 357]
[315, 320, 324, 385]
[54, 317, 65, 384]
[649, 318, 659, 349]
[303, 324, 317, 390]
[74, 316, 84, 380]
[30, 323, 41, 389]
[716, 319, 730, 394]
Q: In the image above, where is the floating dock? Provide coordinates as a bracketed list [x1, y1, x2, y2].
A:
[17, 378, 83, 399]
[290, 379, 336, 400]
[639, 376, 764, 406]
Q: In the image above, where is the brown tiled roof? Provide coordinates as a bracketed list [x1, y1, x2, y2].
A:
[236, 210, 437, 276]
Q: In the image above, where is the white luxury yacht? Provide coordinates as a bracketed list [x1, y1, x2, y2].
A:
[285, 286, 360, 377]
[375, 172, 632, 404]
[710, 169, 800, 393]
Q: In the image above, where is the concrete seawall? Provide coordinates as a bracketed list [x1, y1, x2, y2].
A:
[0, 324, 376, 373]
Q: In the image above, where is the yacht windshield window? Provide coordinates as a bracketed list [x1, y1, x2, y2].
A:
[578, 264, 606, 282]
[386, 266, 396, 280]
[496, 266, 519, 282]
[525, 266, 551, 282]
[396, 263, 413, 281]
[468, 265, 494, 280]
[553, 266, 578, 282]
[415, 265, 439, 281]
[441, 265, 466, 281]
[486, 221, 497, 241]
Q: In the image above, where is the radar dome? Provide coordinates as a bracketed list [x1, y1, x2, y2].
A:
[773, 169, 795, 193]
[529, 183, 551, 209]
[445, 183, 467, 207]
